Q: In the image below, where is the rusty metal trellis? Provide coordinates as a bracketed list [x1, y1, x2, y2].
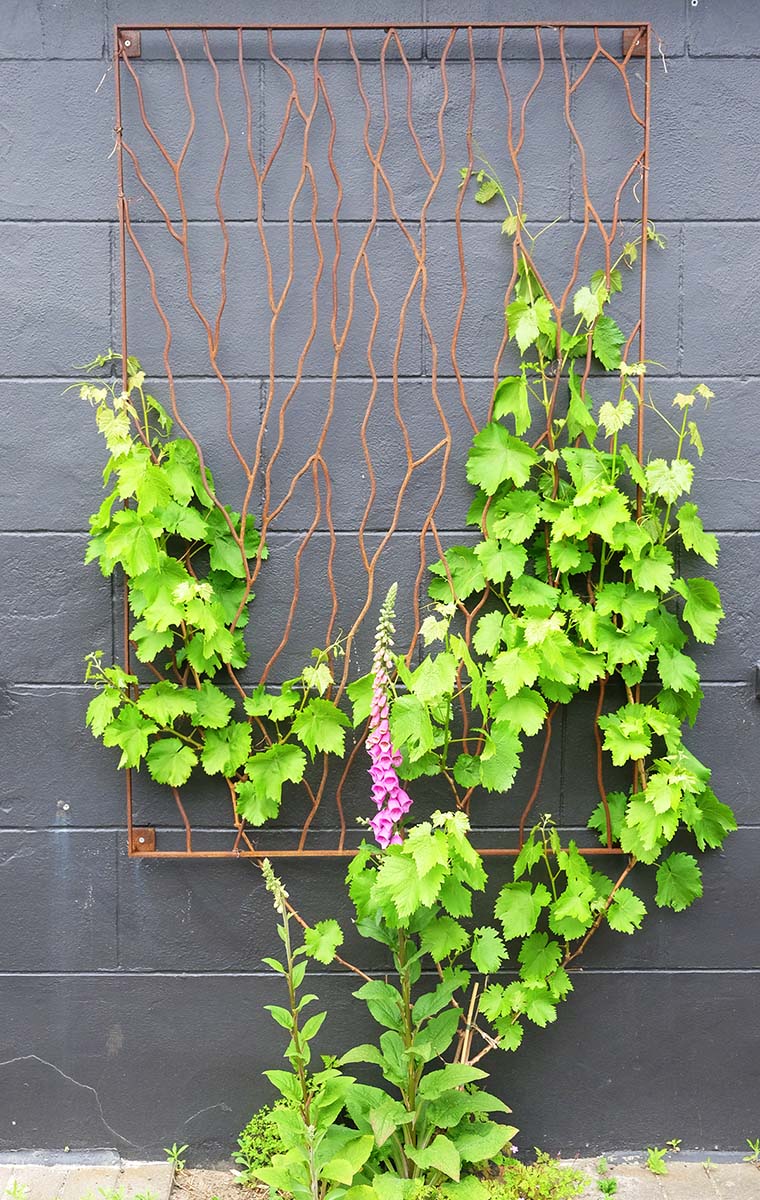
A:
[113, 21, 652, 859]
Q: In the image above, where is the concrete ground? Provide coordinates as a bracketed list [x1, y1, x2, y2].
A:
[570, 1157, 760, 1198]
[0, 1154, 758, 1200]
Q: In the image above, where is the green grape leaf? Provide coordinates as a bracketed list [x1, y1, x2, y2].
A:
[102, 705, 158, 768]
[620, 544, 674, 593]
[573, 285, 603, 324]
[491, 490, 542, 544]
[236, 743, 307, 825]
[146, 737, 198, 786]
[683, 786, 737, 851]
[673, 577, 724, 643]
[506, 296, 554, 353]
[194, 681, 236, 729]
[471, 926, 508, 974]
[495, 881, 551, 941]
[607, 887, 647, 934]
[390, 694, 436, 762]
[655, 852, 703, 911]
[303, 919, 344, 964]
[410, 653, 458, 704]
[472, 611, 506, 657]
[592, 315, 625, 370]
[588, 792, 628, 843]
[474, 538, 528, 585]
[478, 727, 522, 792]
[292, 698, 350, 758]
[201, 721, 253, 776]
[518, 931, 563, 982]
[420, 916, 470, 963]
[466, 422, 538, 495]
[493, 375, 532, 436]
[656, 645, 700, 694]
[137, 680, 198, 724]
[490, 686, 548, 737]
[646, 458, 694, 504]
[86, 688, 123, 737]
[429, 546, 486, 602]
[347, 673, 374, 727]
[677, 503, 719, 566]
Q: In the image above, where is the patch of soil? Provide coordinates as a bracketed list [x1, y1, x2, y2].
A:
[171, 1169, 267, 1200]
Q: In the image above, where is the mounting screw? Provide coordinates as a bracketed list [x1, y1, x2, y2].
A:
[119, 30, 141, 58]
[622, 27, 648, 57]
[129, 826, 156, 854]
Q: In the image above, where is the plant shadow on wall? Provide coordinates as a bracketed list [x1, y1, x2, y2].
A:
[80, 169, 735, 1191]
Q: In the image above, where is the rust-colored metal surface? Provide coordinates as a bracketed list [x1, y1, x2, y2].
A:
[114, 21, 651, 859]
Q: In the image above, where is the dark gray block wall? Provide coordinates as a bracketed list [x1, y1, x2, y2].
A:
[1, 0, 759, 1163]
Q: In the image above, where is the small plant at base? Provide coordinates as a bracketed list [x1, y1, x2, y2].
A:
[645, 1146, 668, 1176]
[164, 1142, 188, 1172]
[233, 1101, 289, 1184]
[744, 1137, 760, 1166]
[489, 1150, 587, 1199]
[595, 1157, 617, 1195]
[4, 1182, 30, 1200]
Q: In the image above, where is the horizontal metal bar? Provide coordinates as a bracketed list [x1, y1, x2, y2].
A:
[128, 847, 628, 859]
[115, 22, 651, 33]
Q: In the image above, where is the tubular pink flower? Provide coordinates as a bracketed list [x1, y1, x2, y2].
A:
[366, 584, 412, 849]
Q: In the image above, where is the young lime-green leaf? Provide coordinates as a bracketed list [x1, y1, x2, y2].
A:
[292, 698, 350, 758]
[193, 681, 236, 729]
[475, 176, 500, 204]
[621, 544, 674, 593]
[495, 881, 551, 940]
[244, 683, 300, 723]
[104, 510, 162, 576]
[524, 989, 558, 1028]
[405, 825, 450, 877]
[420, 916, 470, 962]
[102, 705, 158, 768]
[656, 645, 700, 694]
[687, 420, 704, 458]
[607, 887, 647, 934]
[466, 422, 538, 494]
[472, 611, 506, 657]
[489, 684, 546, 737]
[655, 852, 703, 911]
[236, 743, 306, 825]
[491, 490, 542, 544]
[347, 673, 374, 727]
[429, 546, 487, 602]
[146, 737, 198, 786]
[683, 786, 737, 851]
[493, 375, 532, 436]
[566, 366, 598, 444]
[646, 458, 694, 504]
[518, 931, 563, 982]
[304, 919, 344, 964]
[474, 538, 528, 585]
[86, 687, 123, 737]
[486, 647, 541, 698]
[506, 297, 554, 353]
[410, 652, 458, 704]
[598, 708, 651, 766]
[302, 662, 333, 696]
[592, 315, 625, 370]
[673, 577, 724, 643]
[137, 680, 198, 725]
[390, 693, 436, 762]
[471, 926, 507, 974]
[478, 728, 522, 792]
[452, 1121, 516, 1165]
[677, 503, 719, 566]
[374, 851, 421, 921]
[573, 285, 603, 324]
[598, 398, 635, 437]
[200, 722, 252, 776]
[130, 622, 175, 663]
[591, 267, 622, 295]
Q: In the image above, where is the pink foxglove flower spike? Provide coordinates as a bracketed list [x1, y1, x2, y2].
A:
[366, 583, 412, 849]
